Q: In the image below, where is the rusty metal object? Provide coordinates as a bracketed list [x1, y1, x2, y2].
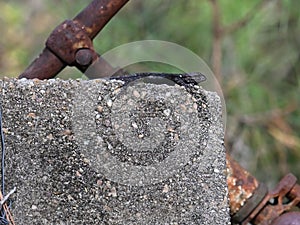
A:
[227, 153, 300, 225]
[229, 172, 300, 225]
[249, 173, 300, 225]
[19, 0, 129, 79]
[19, 48, 65, 80]
[226, 154, 260, 215]
[46, 19, 97, 66]
[75, 49, 94, 66]
[231, 182, 268, 223]
[288, 183, 300, 208]
[271, 212, 300, 225]
[74, 0, 127, 39]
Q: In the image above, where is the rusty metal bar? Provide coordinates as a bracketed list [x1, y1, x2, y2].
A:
[227, 154, 300, 225]
[226, 153, 264, 223]
[288, 183, 300, 207]
[271, 212, 300, 225]
[250, 173, 300, 225]
[19, 0, 129, 79]
[18, 48, 65, 80]
[74, 0, 129, 39]
[226, 153, 260, 214]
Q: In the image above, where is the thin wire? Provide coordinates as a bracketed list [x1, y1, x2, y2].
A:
[0, 107, 9, 225]
[0, 108, 5, 202]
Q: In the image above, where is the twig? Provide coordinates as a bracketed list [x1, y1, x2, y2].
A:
[0, 190, 16, 225]
[239, 103, 297, 127]
[223, 0, 270, 35]
[0, 187, 16, 207]
[209, 0, 222, 82]
[208, 0, 270, 82]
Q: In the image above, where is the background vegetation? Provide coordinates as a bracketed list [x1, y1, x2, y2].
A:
[0, 0, 299, 187]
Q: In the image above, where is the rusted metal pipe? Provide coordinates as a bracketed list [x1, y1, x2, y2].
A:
[226, 153, 268, 224]
[227, 157, 300, 225]
[271, 212, 300, 225]
[74, 0, 129, 39]
[18, 48, 65, 80]
[226, 153, 260, 214]
[250, 173, 300, 225]
[19, 0, 129, 79]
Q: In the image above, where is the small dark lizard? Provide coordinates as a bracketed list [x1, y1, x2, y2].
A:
[110, 72, 206, 87]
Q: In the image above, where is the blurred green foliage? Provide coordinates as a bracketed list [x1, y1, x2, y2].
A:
[0, 0, 299, 186]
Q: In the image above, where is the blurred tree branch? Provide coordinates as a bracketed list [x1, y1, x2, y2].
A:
[209, 0, 222, 82]
[208, 0, 270, 82]
[223, 0, 270, 35]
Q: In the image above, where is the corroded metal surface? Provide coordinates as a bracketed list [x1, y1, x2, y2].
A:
[19, 0, 129, 79]
[226, 154, 259, 215]
[271, 212, 300, 225]
[46, 20, 96, 66]
[74, 0, 129, 39]
[227, 154, 300, 224]
[250, 174, 300, 225]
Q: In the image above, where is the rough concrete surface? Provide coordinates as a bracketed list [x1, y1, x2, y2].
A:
[0, 78, 230, 224]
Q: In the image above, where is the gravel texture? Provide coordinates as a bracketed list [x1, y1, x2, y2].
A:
[0, 77, 230, 224]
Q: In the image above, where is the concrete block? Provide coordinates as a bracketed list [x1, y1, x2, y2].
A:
[0, 78, 230, 224]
